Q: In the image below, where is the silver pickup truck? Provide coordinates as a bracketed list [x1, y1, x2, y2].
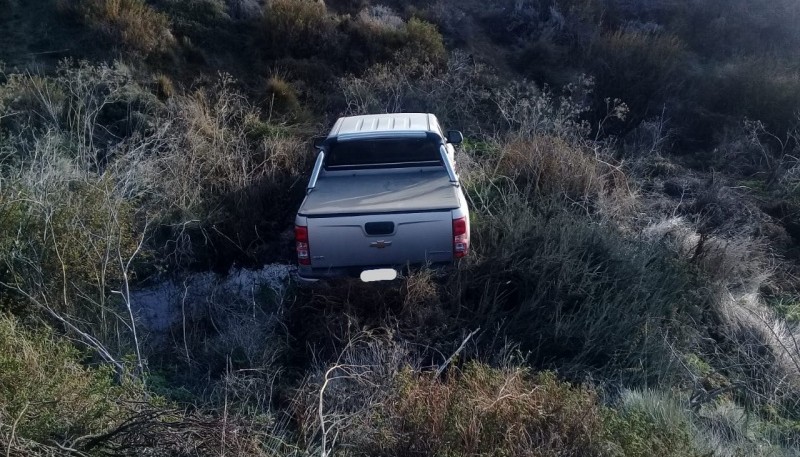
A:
[294, 113, 471, 280]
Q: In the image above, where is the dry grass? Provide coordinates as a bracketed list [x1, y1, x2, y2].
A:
[642, 217, 773, 290]
[155, 73, 175, 99]
[120, 73, 315, 265]
[265, 76, 300, 114]
[290, 332, 412, 455]
[401, 268, 440, 309]
[337, 49, 490, 128]
[495, 135, 607, 199]
[58, 0, 175, 55]
[377, 364, 613, 456]
[289, 332, 614, 456]
[641, 215, 800, 447]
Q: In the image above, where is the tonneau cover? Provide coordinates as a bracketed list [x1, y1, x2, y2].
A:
[298, 169, 459, 216]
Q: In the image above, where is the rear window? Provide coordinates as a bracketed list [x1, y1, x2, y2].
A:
[325, 137, 442, 168]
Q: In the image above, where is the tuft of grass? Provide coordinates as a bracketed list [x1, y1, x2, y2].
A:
[770, 297, 800, 324]
[608, 389, 700, 456]
[494, 135, 608, 201]
[155, 73, 174, 99]
[265, 76, 300, 114]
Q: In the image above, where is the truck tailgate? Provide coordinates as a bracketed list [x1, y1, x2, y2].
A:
[307, 212, 453, 269]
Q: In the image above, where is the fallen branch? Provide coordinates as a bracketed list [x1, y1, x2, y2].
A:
[436, 328, 480, 378]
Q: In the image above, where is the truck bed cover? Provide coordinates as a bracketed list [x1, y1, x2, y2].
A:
[298, 169, 460, 216]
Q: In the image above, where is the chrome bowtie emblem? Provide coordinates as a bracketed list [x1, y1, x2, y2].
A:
[370, 240, 392, 248]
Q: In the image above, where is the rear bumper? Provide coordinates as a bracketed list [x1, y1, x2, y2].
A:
[296, 262, 453, 280]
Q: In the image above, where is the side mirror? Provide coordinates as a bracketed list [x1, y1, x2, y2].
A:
[446, 130, 464, 145]
[312, 136, 326, 149]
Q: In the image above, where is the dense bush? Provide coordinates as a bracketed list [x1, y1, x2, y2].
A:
[0, 63, 153, 334]
[262, 0, 342, 60]
[0, 315, 297, 456]
[456, 191, 694, 383]
[698, 59, 800, 139]
[262, 0, 446, 78]
[342, 5, 407, 66]
[667, 0, 800, 59]
[589, 29, 687, 133]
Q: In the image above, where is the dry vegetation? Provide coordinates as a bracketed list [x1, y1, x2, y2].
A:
[1, 0, 800, 455]
[56, 0, 175, 55]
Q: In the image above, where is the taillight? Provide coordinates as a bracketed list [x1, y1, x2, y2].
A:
[453, 216, 469, 258]
[295, 225, 310, 265]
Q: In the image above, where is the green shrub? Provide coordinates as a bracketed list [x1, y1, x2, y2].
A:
[0, 178, 140, 316]
[402, 17, 446, 66]
[342, 6, 407, 69]
[0, 192, 31, 313]
[343, 14, 446, 69]
[0, 315, 126, 444]
[0, 315, 293, 455]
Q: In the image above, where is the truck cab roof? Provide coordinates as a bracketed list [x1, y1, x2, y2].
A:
[328, 113, 444, 141]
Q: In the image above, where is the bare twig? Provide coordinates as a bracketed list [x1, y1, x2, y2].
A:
[6, 402, 29, 457]
[436, 328, 480, 378]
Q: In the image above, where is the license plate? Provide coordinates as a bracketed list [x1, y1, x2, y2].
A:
[360, 268, 398, 282]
